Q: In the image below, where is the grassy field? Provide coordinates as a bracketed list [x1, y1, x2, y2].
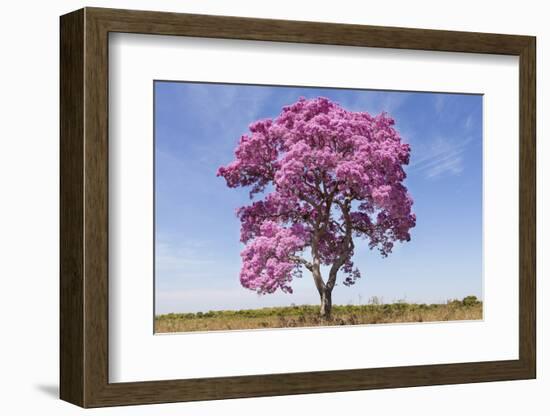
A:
[155, 296, 482, 333]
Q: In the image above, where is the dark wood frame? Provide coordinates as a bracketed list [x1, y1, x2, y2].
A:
[60, 7, 536, 408]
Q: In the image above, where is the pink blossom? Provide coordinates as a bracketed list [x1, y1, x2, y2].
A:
[218, 97, 415, 297]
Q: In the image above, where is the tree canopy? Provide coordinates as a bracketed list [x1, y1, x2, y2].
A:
[218, 97, 415, 301]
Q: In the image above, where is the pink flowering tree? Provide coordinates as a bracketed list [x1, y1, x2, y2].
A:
[218, 97, 415, 318]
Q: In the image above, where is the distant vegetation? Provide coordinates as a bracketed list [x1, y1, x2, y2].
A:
[155, 296, 482, 333]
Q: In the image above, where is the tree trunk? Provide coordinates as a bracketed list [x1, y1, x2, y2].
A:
[319, 288, 333, 319]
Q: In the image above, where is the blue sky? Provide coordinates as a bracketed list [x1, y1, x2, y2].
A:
[154, 81, 483, 314]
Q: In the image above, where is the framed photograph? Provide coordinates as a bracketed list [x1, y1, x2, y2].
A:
[60, 7, 536, 408]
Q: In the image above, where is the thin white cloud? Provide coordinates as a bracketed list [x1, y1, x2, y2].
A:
[409, 135, 474, 179]
[434, 95, 446, 114]
[379, 92, 410, 114]
[343, 91, 410, 115]
[424, 154, 464, 178]
[464, 114, 474, 130]
[155, 237, 215, 278]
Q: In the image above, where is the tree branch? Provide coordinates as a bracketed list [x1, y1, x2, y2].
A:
[298, 192, 320, 210]
[289, 255, 313, 272]
[326, 201, 354, 291]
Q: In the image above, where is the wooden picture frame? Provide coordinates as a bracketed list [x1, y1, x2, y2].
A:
[60, 7, 536, 408]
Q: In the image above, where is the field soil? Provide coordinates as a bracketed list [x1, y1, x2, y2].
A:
[155, 297, 482, 333]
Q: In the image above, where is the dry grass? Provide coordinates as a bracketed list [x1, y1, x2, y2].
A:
[155, 296, 482, 333]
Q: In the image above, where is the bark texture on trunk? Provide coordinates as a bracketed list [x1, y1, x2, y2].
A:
[319, 289, 332, 319]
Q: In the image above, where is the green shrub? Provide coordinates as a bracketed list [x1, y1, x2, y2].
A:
[462, 296, 480, 307]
